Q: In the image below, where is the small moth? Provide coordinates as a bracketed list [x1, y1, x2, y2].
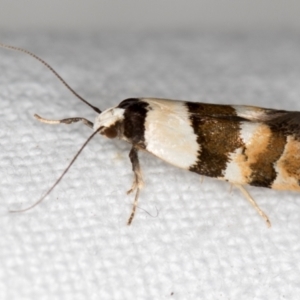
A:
[2, 43, 299, 227]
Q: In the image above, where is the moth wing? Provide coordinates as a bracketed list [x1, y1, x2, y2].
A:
[142, 99, 201, 170]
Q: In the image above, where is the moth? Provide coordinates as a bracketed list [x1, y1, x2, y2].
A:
[2, 43, 299, 227]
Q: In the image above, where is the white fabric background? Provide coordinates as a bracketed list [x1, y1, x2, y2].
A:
[0, 33, 300, 300]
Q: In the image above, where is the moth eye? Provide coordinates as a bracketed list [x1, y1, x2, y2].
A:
[102, 126, 118, 139]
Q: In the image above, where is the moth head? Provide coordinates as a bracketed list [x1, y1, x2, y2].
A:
[94, 107, 125, 139]
[94, 98, 147, 146]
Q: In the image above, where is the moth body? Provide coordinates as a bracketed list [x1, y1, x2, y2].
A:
[96, 97, 300, 194]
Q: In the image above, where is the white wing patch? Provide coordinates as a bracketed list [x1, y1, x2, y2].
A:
[222, 147, 248, 184]
[143, 98, 200, 169]
[232, 105, 269, 121]
[239, 121, 264, 144]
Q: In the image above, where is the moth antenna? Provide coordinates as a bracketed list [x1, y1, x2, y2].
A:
[0, 43, 101, 114]
[10, 128, 101, 213]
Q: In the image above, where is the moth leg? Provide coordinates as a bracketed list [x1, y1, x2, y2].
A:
[235, 184, 271, 228]
[229, 184, 233, 194]
[200, 176, 204, 184]
[127, 146, 144, 225]
[34, 114, 93, 129]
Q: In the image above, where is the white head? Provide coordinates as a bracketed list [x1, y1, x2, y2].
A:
[93, 98, 149, 147]
[93, 107, 125, 139]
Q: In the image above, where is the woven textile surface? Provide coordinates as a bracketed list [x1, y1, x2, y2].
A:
[0, 33, 300, 300]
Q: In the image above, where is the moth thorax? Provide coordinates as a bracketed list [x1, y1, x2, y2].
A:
[94, 107, 125, 139]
